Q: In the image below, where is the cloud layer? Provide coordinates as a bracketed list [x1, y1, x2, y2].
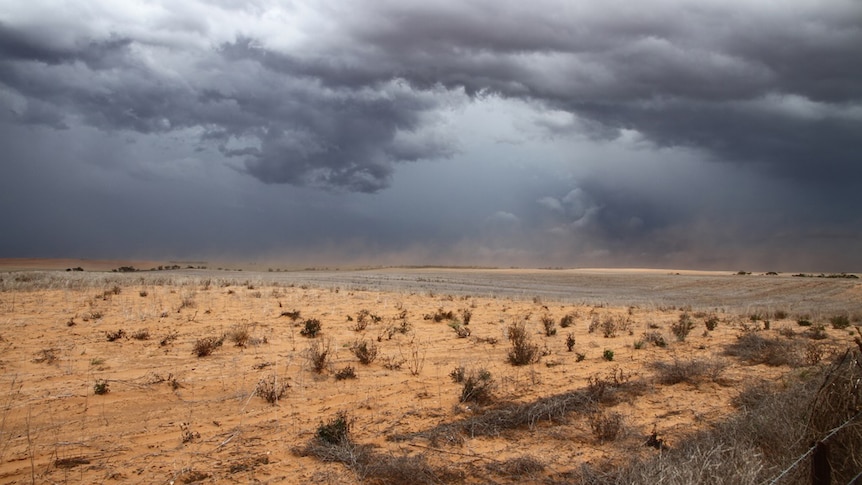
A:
[1, 1, 860, 270]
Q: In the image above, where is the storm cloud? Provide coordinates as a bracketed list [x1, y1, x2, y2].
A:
[1, 1, 860, 270]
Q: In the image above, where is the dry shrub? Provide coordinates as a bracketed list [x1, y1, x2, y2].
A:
[672, 312, 695, 341]
[256, 374, 289, 404]
[306, 340, 331, 373]
[804, 342, 824, 365]
[704, 314, 720, 331]
[300, 318, 322, 337]
[542, 315, 557, 336]
[560, 312, 577, 328]
[574, 348, 862, 485]
[403, 340, 426, 376]
[589, 411, 625, 443]
[350, 339, 378, 365]
[650, 357, 728, 385]
[192, 336, 223, 357]
[106, 329, 125, 342]
[32, 348, 58, 364]
[335, 366, 357, 380]
[459, 368, 495, 405]
[723, 333, 801, 366]
[641, 331, 667, 347]
[830, 314, 851, 329]
[507, 322, 540, 366]
[130, 328, 150, 340]
[487, 455, 545, 479]
[226, 324, 249, 347]
[600, 315, 631, 338]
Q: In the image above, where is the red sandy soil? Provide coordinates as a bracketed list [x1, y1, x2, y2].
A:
[0, 264, 859, 483]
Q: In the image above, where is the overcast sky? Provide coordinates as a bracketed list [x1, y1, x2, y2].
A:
[1, 0, 860, 271]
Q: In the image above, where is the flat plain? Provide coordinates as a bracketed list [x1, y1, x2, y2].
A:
[1, 264, 860, 483]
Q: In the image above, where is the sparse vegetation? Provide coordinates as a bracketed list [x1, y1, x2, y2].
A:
[256, 374, 289, 404]
[300, 318, 322, 337]
[350, 339, 378, 365]
[507, 322, 540, 366]
[672, 312, 696, 341]
[649, 357, 728, 385]
[192, 336, 223, 357]
[226, 324, 250, 347]
[588, 411, 625, 442]
[566, 333, 576, 351]
[106, 329, 125, 342]
[458, 368, 495, 404]
[602, 349, 614, 361]
[306, 340, 331, 373]
[335, 366, 357, 380]
[93, 379, 110, 395]
[830, 314, 851, 329]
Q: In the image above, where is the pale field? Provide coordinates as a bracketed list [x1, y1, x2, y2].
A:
[0, 266, 860, 483]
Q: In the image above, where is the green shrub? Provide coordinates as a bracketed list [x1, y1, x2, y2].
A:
[830, 314, 850, 329]
[300, 318, 322, 338]
[602, 349, 614, 361]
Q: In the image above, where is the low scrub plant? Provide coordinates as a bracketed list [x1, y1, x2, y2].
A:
[256, 374, 289, 404]
[307, 340, 331, 373]
[541, 316, 557, 336]
[350, 340, 378, 365]
[300, 318, 322, 338]
[507, 322, 540, 366]
[672, 313, 695, 341]
[193, 335, 223, 357]
[458, 368, 495, 404]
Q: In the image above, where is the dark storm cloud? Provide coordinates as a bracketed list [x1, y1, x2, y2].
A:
[328, 0, 862, 185]
[0, 22, 455, 192]
[2, 2, 860, 192]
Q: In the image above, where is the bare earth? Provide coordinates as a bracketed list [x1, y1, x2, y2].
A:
[0, 263, 860, 483]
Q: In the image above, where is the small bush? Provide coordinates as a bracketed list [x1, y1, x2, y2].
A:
[93, 379, 110, 395]
[704, 314, 719, 331]
[830, 314, 850, 329]
[130, 329, 150, 341]
[650, 358, 728, 385]
[226, 324, 250, 347]
[560, 312, 576, 328]
[106, 329, 126, 342]
[256, 374, 289, 404]
[350, 340, 378, 365]
[576, 352, 586, 362]
[672, 313, 695, 341]
[300, 318, 322, 338]
[307, 340, 331, 373]
[335, 366, 357, 381]
[602, 349, 614, 361]
[460, 309, 472, 325]
[139, 290, 148, 297]
[507, 323, 540, 366]
[459, 368, 495, 404]
[316, 412, 351, 445]
[773, 309, 788, 320]
[724, 333, 800, 366]
[642, 331, 667, 347]
[589, 411, 624, 442]
[600, 316, 631, 338]
[449, 366, 466, 383]
[806, 323, 828, 340]
[541, 316, 557, 336]
[565, 333, 576, 352]
[193, 336, 223, 357]
[448, 322, 471, 338]
[797, 318, 812, 327]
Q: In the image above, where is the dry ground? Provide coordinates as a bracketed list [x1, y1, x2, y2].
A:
[0, 266, 860, 483]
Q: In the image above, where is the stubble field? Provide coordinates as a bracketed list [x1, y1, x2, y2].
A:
[1, 266, 860, 484]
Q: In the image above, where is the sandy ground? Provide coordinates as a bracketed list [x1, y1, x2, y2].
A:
[0, 265, 860, 483]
